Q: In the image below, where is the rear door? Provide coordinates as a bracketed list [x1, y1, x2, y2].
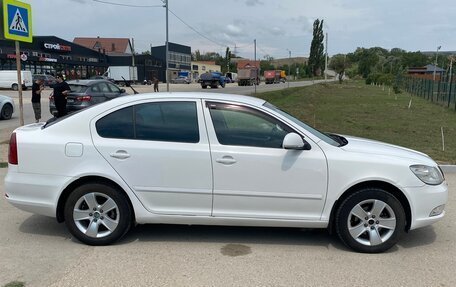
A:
[91, 99, 213, 215]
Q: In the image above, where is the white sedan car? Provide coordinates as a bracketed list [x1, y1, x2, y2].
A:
[5, 93, 448, 253]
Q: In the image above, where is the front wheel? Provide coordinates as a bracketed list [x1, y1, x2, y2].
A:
[335, 188, 405, 253]
[0, 104, 13, 120]
[64, 183, 132, 245]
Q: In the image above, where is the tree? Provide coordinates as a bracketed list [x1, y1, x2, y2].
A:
[329, 54, 350, 83]
[308, 19, 325, 76]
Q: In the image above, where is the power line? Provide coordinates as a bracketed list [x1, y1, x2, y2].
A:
[92, 0, 163, 8]
[168, 9, 228, 48]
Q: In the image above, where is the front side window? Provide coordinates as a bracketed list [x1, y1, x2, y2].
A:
[107, 83, 121, 93]
[208, 103, 292, 148]
[96, 102, 199, 143]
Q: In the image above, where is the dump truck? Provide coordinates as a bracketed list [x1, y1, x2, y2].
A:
[264, 70, 286, 84]
[199, 72, 225, 89]
[237, 68, 259, 86]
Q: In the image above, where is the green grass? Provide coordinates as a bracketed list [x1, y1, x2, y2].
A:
[2, 281, 25, 287]
[256, 81, 456, 164]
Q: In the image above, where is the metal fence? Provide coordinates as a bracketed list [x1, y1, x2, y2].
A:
[404, 76, 456, 110]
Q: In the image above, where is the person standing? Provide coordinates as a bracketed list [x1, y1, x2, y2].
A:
[153, 77, 159, 92]
[50, 73, 71, 118]
[31, 78, 44, 123]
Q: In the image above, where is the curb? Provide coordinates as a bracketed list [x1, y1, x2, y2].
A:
[440, 165, 456, 174]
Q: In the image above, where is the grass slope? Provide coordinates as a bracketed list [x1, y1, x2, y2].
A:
[257, 81, 456, 164]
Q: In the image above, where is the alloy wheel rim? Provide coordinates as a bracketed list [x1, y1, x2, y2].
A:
[347, 199, 396, 246]
[73, 192, 120, 238]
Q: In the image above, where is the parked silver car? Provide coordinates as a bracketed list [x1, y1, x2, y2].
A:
[0, 94, 15, 120]
[170, 76, 191, 84]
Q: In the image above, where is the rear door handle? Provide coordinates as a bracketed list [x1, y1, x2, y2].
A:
[110, 150, 130, 159]
[216, 156, 237, 165]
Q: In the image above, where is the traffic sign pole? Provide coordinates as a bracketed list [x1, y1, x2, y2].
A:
[15, 40, 23, 126]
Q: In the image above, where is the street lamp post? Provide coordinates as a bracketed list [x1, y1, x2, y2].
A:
[433, 45, 441, 81]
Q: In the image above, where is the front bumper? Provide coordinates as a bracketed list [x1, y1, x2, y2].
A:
[405, 181, 448, 230]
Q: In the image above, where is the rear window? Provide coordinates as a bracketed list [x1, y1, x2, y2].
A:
[68, 84, 87, 93]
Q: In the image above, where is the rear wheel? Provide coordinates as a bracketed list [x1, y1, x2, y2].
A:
[64, 183, 132, 245]
[335, 188, 405, 253]
[0, 104, 13, 120]
[12, 84, 18, 91]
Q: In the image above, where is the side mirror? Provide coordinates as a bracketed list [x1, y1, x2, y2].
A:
[120, 89, 126, 93]
[283, 133, 311, 150]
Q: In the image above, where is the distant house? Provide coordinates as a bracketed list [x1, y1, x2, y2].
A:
[73, 37, 133, 55]
[236, 59, 260, 70]
[408, 64, 445, 80]
[191, 61, 221, 81]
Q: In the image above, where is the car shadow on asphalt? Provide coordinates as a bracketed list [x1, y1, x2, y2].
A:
[18, 215, 72, 240]
[18, 215, 437, 252]
[122, 224, 351, 252]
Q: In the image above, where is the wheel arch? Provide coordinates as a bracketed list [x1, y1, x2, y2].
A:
[328, 180, 412, 234]
[56, 175, 136, 223]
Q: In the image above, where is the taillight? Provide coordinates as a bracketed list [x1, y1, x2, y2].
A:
[8, 132, 18, 165]
[76, 95, 92, 102]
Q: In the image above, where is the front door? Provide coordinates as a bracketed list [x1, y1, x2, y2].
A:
[91, 99, 213, 216]
[203, 101, 328, 220]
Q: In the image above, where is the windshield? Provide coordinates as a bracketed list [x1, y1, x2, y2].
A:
[264, 102, 340, 146]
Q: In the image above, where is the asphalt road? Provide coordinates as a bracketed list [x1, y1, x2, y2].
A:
[0, 167, 455, 287]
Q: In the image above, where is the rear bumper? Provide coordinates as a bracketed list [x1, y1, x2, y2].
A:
[5, 169, 72, 218]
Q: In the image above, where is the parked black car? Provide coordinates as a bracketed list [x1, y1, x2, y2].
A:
[33, 74, 57, 87]
[49, 79, 128, 116]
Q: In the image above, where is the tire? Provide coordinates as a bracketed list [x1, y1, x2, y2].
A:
[0, 104, 13, 120]
[64, 183, 132, 245]
[202, 85, 207, 89]
[335, 188, 405, 253]
[12, 84, 18, 91]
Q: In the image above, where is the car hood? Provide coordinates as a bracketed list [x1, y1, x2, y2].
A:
[341, 135, 434, 164]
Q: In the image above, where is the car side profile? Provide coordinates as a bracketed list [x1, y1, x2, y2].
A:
[170, 76, 191, 84]
[5, 92, 448, 253]
[0, 94, 15, 120]
[49, 79, 128, 116]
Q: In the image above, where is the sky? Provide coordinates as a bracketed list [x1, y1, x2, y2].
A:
[27, 0, 456, 60]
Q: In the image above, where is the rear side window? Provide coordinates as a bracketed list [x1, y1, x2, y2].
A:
[96, 101, 199, 143]
[68, 84, 87, 93]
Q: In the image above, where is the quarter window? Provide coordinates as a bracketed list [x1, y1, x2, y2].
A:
[208, 103, 292, 148]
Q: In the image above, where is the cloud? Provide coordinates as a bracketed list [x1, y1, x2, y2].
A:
[226, 24, 244, 37]
[245, 0, 263, 6]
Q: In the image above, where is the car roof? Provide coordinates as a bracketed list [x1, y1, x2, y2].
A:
[96, 92, 266, 109]
[67, 79, 112, 85]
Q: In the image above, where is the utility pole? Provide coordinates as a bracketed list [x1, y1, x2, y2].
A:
[433, 45, 441, 81]
[287, 49, 291, 88]
[325, 32, 328, 81]
[254, 39, 257, 95]
[131, 38, 135, 66]
[164, 0, 169, 92]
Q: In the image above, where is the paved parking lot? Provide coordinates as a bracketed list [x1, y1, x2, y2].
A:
[0, 168, 454, 287]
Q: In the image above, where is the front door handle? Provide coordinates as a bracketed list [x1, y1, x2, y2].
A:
[110, 150, 130, 159]
[216, 156, 237, 165]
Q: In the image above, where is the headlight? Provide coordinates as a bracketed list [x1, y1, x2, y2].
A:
[410, 165, 444, 185]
